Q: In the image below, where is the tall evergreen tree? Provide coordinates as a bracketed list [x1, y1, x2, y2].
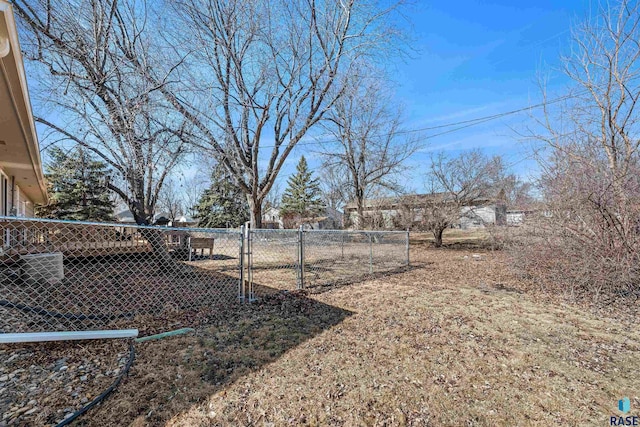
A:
[194, 165, 249, 228]
[281, 156, 325, 219]
[36, 147, 115, 221]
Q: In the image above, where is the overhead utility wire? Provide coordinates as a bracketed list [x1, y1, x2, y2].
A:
[256, 88, 588, 149]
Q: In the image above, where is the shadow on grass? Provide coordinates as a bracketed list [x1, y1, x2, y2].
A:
[412, 240, 498, 251]
[83, 286, 352, 426]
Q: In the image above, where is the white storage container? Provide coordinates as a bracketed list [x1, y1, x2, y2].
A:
[21, 252, 65, 284]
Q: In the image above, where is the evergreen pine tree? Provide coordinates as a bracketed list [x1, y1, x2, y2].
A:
[36, 147, 115, 221]
[280, 156, 325, 219]
[193, 165, 249, 228]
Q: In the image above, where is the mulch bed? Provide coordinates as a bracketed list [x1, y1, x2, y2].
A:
[0, 291, 349, 426]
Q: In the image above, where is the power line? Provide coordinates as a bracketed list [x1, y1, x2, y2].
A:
[257, 88, 586, 149]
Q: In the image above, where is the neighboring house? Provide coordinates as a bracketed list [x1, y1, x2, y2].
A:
[115, 209, 166, 225]
[115, 208, 198, 227]
[344, 193, 507, 230]
[0, 1, 48, 217]
[506, 209, 526, 226]
[170, 214, 198, 227]
[297, 206, 344, 230]
[318, 206, 344, 230]
[459, 204, 506, 229]
[261, 206, 344, 230]
[262, 206, 283, 229]
[344, 195, 414, 229]
[115, 209, 137, 224]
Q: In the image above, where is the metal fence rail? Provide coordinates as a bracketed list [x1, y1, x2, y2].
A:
[1, 217, 409, 337]
[0, 216, 242, 334]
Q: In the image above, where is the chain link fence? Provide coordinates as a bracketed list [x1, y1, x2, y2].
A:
[0, 216, 242, 334]
[244, 228, 300, 299]
[1, 217, 409, 338]
[247, 227, 409, 296]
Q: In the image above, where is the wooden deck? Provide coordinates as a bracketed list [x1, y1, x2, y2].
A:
[1, 220, 154, 260]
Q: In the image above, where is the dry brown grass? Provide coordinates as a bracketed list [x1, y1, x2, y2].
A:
[410, 229, 488, 247]
[71, 241, 640, 426]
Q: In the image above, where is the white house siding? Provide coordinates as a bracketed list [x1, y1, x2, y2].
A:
[262, 207, 284, 229]
[0, 2, 49, 214]
[458, 205, 497, 229]
[507, 211, 525, 226]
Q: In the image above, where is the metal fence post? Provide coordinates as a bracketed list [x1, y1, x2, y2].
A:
[406, 228, 410, 267]
[239, 224, 245, 302]
[246, 222, 255, 302]
[297, 225, 305, 289]
[369, 233, 373, 274]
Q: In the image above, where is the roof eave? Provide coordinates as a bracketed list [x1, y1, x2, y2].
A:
[0, 1, 48, 205]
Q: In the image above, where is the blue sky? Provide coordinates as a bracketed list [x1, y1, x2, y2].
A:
[281, 0, 592, 194]
[30, 0, 593, 200]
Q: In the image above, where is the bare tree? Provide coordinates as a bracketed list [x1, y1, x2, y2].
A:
[319, 65, 419, 229]
[483, 156, 534, 208]
[421, 150, 505, 247]
[162, 0, 407, 227]
[318, 163, 350, 211]
[264, 181, 282, 211]
[518, 0, 640, 299]
[13, 0, 190, 226]
[182, 175, 210, 218]
[157, 178, 185, 221]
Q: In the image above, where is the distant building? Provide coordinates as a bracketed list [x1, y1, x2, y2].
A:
[261, 206, 343, 230]
[344, 193, 508, 230]
[115, 209, 136, 224]
[459, 204, 506, 229]
[262, 206, 283, 229]
[114, 209, 198, 227]
[506, 210, 526, 226]
[170, 215, 198, 227]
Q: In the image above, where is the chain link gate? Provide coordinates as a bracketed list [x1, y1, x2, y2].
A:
[246, 226, 410, 297]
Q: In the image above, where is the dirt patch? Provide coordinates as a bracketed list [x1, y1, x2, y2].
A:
[0, 340, 128, 425]
[0, 254, 240, 334]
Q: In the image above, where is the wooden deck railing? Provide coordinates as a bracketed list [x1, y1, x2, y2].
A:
[0, 219, 152, 259]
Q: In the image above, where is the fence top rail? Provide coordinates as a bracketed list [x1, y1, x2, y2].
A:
[301, 229, 408, 235]
[250, 228, 298, 233]
[0, 216, 242, 235]
[249, 227, 408, 235]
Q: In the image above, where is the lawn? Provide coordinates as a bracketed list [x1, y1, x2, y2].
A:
[2, 237, 639, 426]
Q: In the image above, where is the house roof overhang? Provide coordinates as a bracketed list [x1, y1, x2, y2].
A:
[0, 1, 48, 205]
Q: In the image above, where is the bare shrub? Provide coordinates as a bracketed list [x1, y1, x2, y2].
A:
[511, 0, 640, 302]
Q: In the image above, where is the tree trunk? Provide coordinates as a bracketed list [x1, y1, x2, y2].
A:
[130, 203, 173, 264]
[433, 227, 444, 248]
[247, 195, 263, 228]
[356, 192, 365, 230]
